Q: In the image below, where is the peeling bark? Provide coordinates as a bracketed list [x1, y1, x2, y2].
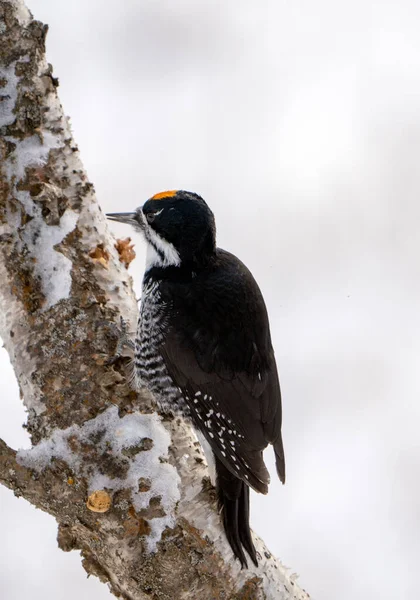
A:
[0, 2, 310, 599]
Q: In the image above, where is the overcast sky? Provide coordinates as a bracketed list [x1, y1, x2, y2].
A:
[1, 1, 420, 599]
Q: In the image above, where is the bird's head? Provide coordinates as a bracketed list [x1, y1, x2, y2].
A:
[107, 190, 216, 270]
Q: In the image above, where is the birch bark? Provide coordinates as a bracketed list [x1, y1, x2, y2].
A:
[0, 2, 309, 598]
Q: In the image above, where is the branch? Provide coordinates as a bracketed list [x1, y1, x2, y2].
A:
[0, 1, 309, 598]
[0, 437, 50, 506]
[0, 436, 89, 524]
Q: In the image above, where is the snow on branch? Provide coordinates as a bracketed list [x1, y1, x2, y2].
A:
[18, 406, 181, 551]
[0, 437, 43, 500]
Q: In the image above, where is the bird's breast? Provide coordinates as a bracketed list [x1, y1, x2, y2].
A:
[134, 279, 186, 415]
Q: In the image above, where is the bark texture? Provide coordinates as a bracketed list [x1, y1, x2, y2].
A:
[0, 2, 310, 599]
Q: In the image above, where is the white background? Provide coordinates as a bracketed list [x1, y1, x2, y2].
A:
[1, 1, 420, 599]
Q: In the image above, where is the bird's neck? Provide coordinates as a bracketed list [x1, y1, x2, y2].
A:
[144, 253, 215, 285]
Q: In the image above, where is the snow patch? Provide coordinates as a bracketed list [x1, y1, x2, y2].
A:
[5, 132, 62, 185]
[4, 0, 31, 27]
[18, 406, 181, 552]
[22, 209, 79, 308]
[0, 62, 19, 127]
[1, 58, 78, 309]
[4, 134, 78, 309]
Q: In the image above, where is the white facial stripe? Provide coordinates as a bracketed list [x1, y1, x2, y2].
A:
[140, 210, 180, 270]
[146, 244, 163, 270]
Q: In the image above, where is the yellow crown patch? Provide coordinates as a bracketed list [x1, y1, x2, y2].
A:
[150, 190, 178, 201]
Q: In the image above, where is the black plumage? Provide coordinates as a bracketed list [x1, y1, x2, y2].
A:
[107, 190, 285, 568]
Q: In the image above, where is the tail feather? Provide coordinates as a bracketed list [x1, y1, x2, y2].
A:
[238, 483, 258, 567]
[274, 435, 286, 484]
[216, 457, 257, 568]
[219, 486, 249, 568]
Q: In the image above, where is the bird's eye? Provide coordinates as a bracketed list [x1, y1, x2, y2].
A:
[146, 212, 156, 223]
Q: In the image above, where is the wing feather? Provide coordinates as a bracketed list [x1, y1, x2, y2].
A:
[158, 249, 284, 491]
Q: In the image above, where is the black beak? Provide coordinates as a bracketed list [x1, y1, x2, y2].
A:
[106, 212, 137, 225]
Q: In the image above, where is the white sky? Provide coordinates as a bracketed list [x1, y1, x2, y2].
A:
[1, 1, 420, 598]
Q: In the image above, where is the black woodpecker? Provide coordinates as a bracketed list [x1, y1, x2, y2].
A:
[107, 190, 285, 568]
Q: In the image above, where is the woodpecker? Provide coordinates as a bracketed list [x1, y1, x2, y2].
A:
[107, 190, 285, 567]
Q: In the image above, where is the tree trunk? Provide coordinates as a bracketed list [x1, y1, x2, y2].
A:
[0, 2, 309, 598]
